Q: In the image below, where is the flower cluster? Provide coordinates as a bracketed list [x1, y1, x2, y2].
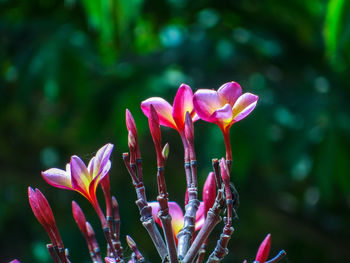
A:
[21, 81, 286, 263]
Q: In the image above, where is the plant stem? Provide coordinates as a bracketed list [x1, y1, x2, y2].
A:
[221, 128, 232, 171]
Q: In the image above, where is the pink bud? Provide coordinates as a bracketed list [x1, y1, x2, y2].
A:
[28, 187, 46, 228]
[126, 109, 138, 140]
[35, 188, 56, 227]
[28, 187, 63, 247]
[255, 234, 271, 263]
[9, 259, 20, 263]
[203, 172, 216, 218]
[72, 201, 88, 237]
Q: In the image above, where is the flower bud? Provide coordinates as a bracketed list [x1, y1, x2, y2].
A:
[126, 109, 138, 140]
[28, 187, 63, 247]
[255, 234, 271, 263]
[203, 172, 216, 218]
[72, 201, 88, 238]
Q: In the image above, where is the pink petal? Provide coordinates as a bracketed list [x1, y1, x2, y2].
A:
[105, 258, 116, 263]
[149, 201, 184, 235]
[70, 156, 91, 197]
[193, 89, 222, 122]
[217, 81, 242, 106]
[141, 97, 177, 129]
[209, 103, 233, 125]
[168, 202, 185, 235]
[87, 157, 95, 175]
[232, 93, 259, 123]
[172, 84, 195, 131]
[92, 143, 114, 178]
[148, 202, 161, 226]
[41, 168, 72, 190]
[88, 160, 111, 200]
[195, 202, 205, 231]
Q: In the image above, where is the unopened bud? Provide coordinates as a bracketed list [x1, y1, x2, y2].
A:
[72, 201, 88, 237]
[162, 143, 170, 160]
[203, 172, 216, 217]
[126, 109, 138, 139]
[255, 234, 271, 263]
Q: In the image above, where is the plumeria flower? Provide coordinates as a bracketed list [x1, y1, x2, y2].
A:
[150, 171, 216, 241]
[141, 84, 198, 136]
[149, 201, 205, 242]
[42, 143, 114, 227]
[193, 81, 258, 162]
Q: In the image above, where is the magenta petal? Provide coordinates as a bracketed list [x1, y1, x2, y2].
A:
[232, 93, 259, 122]
[41, 168, 72, 190]
[217, 81, 242, 106]
[172, 84, 194, 131]
[93, 143, 114, 178]
[70, 156, 91, 195]
[193, 89, 222, 122]
[209, 103, 233, 124]
[141, 97, 177, 129]
[100, 160, 111, 180]
[148, 202, 161, 226]
[87, 157, 95, 175]
[195, 202, 205, 231]
[168, 202, 184, 235]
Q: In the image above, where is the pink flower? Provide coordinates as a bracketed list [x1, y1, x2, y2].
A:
[149, 201, 205, 242]
[255, 234, 271, 263]
[141, 84, 198, 134]
[42, 144, 113, 227]
[193, 81, 258, 131]
[193, 82, 258, 161]
[149, 172, 216, 241]
[42, 144, 113, 206]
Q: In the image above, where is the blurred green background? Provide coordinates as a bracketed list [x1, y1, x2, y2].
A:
[1, 0, 350, 262]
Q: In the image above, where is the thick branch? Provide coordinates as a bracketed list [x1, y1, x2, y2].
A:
[182, 188, 224, 263]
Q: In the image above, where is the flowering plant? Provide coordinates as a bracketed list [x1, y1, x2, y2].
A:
[18, 81, 286, 263]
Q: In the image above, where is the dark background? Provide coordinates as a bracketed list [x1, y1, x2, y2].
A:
[1, 0, 350, 262]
